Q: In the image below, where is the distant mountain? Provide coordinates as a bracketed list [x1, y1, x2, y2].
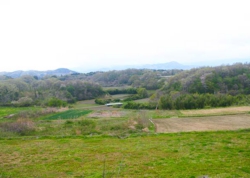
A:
[140, 61, 193, 70]
[96, 61, 194, 72]
[0, 68, 78, 79]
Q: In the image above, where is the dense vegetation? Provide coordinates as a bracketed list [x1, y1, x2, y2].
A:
[0, 75, 104, 106]
[154, 63, 250, 110]
[0, 69, 181, 107]
[60, 68, 180, 89]
[164, 63, 250, 95]
[1, 63, 250, 110]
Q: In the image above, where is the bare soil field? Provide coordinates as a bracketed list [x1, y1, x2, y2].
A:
[88, 110, 128, 118]
[154, 114, 250, 133]
[134, 98, 150, 103]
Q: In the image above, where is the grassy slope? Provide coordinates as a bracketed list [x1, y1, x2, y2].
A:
[0, 130, 250, 178]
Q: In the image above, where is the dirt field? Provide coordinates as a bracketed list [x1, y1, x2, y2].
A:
[154, 114, 250, 133]
[88, 110, 129, 118]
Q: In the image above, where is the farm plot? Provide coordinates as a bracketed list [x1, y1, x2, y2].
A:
[181, 106, 250, 117]
[88, 110, 129, 118]
[44, 110, 92, 120]
[154, 114, 250, 133]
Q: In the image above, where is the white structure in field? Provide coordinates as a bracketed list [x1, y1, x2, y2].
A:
[105, 103, 123, 107]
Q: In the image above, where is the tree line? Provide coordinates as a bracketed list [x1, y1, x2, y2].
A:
[59, 69, 181, 89]
[156, 63, 250, 109]
[0, 75, 104, 106]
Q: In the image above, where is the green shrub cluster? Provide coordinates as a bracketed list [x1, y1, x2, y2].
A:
[123, 102, 156, 109]
[159, 93, 250, 110]
[47, 97, 67, 107]
[123, 88, 149, 101]
[95, 98, 120, 105]
[106, 88, 137, 95]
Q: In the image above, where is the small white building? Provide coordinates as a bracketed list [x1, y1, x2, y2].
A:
[105, 102, 123, 107]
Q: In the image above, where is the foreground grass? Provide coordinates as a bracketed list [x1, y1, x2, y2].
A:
[0, 130, 250, 177]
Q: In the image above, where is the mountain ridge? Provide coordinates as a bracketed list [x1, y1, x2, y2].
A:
[96, 61, 194, 72]
[0, 68, 77, 79]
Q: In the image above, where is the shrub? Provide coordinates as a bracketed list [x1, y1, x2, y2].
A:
[16, 108, 56, 119]
[11, 97, 33, 107]
[0, 119, 35, 135]
[123, 102, 156, 109]
[47, 97, 67, 107]
[135, 111, 151, 128]
[77, 119, 96, 134]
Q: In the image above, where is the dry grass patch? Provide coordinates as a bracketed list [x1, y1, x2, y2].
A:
[88, 110, 128, 118]
[154, 114, 250, 133]
[181, 106, 250, 117]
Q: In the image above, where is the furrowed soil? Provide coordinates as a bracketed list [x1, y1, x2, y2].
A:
[154, 114, 250, 133]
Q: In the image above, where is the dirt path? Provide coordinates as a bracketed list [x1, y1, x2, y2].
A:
[154, 114, 250, 133]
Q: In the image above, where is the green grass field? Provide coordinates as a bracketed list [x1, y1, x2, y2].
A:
[0, 130, 250, 177]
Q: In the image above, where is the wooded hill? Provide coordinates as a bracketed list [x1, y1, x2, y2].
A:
[0, 69, 180, 106]
[61, 69, 182, 89]
[164, 63, 250, 95]
[1, 63, 250, 109]
[155, 63, 250, 109]
[0, 76, 104, 106]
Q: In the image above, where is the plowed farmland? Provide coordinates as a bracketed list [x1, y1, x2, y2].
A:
[154, 114, 250, 133]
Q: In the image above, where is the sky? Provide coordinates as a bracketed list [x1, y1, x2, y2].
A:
[0, 0, 250, 72]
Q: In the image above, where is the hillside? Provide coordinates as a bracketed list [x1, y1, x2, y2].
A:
[164, 63, 250, 95]
[153, 63, 250, 110]
[1, 63, 250, 109]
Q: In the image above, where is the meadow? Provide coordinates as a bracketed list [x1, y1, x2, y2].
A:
[1, 103, 250, 177]
[0, 130, 250, 177]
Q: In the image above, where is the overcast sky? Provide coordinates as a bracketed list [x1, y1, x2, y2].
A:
[0, 0, 250, 72]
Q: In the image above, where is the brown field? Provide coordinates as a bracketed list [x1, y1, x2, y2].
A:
[181, 106, 250, 116]
[134, 98, 150, 103]
[88, 110, 128, 118]
[154, 114, 250, 133]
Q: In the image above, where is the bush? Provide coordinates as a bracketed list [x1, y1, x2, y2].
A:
[123, 102, 156, 109]
[106, 88, 137, 95]
[158, 93, 250, 110]
[135, 111, 151, 128]
[0, 119, 35, 135]
[77, 119, 96, 134]
[47, 97, 67, 107]
[11, 97, 33, 107]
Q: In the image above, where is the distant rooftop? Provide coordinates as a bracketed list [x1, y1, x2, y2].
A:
[105, 103, 123, 107]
